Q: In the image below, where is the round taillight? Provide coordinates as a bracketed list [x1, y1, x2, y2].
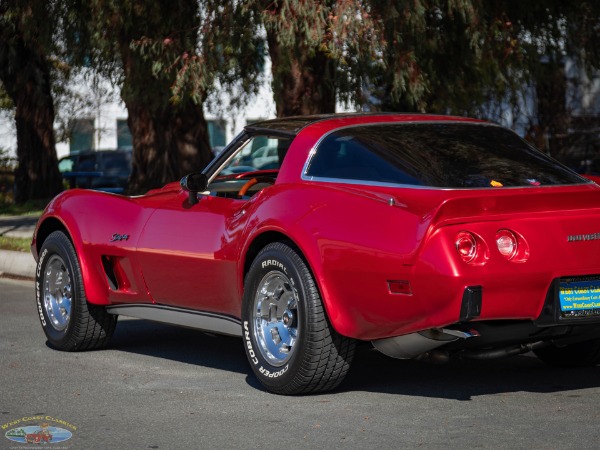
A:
[496, 229, 518, 260]
[456, 232, 477, 263]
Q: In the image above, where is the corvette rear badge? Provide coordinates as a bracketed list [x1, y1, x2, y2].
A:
[567, 233, 600, 242]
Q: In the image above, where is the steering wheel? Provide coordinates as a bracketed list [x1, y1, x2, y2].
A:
[238, 176, 276, 197]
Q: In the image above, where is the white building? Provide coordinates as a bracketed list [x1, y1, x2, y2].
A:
[0, 70, 277, 159]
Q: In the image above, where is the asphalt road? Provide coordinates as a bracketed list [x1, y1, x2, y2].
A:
[2, 277, 600, 449]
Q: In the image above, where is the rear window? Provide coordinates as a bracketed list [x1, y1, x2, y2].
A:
[305, 123, 586, 188]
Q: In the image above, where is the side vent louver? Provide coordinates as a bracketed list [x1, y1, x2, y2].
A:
[101, 255, 119, 290]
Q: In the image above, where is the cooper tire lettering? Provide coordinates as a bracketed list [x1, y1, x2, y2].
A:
[258, 365, 288, 378]
[36, 249, 49, 325]
[243, 321, 259, 365]
[36, 248, 48, 277]
[35, 280, 46, 326]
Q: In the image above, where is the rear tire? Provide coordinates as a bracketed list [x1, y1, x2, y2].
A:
[242, 242, 355, 395]
[534, 339, 600, 367]
[35, 231, 117, 351]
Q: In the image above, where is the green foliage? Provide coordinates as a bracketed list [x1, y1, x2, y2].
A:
[202, 1, 266, 108]
[0, 198, 47, 215]
[0, 149, 50, 209]
[0, 82, 11, 109]
[1, 0, 598, 195]
[131, 0, 382, 111]
[254, 0, 382, 107]
[132, 35, 212, 106]
[358, 0, 600, 123]
[86, 0, 203, 108]
[260, 0, 330, 49]
[0, 147, 16, 205]
[217, 0, 596, 118]
[0, 1, 87, 93]
[0, 147, 15, 169]
[123, 1, 266, 109]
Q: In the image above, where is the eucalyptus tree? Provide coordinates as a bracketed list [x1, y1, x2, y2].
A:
[246, 0, 381, 116]
[370, 0, 600, 129]
[0, 1, 63, 202]
[87, 0, 266, 194]
[87, 1, 211, 194]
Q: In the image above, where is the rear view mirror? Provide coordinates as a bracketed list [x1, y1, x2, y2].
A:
[180, 173, 208, 205]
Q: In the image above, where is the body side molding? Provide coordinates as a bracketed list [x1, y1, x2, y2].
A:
[106, 304, 242, 337]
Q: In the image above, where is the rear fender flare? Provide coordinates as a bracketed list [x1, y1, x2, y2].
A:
[240, 223, 353, 337]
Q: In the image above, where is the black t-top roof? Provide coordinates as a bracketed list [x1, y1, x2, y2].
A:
[244, 113, 402, 137]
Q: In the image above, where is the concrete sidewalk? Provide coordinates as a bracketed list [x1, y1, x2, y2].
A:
[0, 215, 38, 279]
[0, 214, 39, 238]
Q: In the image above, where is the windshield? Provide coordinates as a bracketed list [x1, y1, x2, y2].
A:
[305, 123, 587, 188]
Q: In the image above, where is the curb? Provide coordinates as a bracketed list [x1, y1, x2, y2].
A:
[0, 249, 35, 280]
[0, 215, 39, 239]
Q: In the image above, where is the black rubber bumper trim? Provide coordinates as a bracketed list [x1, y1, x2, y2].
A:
[460, 285, 482, 322]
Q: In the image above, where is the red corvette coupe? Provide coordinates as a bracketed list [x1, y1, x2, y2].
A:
[32, 113, 600, 394]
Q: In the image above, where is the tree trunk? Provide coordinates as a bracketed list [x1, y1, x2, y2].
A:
[267, 31, 336, 117]
[0, 30, 62, 203]
[124, 100, 212, 195]
[93, 0, 214, 195]
[119, 46, 212, 195]
[537, 61, 568, 137]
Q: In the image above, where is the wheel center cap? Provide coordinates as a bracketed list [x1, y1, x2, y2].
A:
[282, 310, 294, 326]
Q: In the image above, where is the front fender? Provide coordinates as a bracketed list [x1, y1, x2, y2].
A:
[33, 190, 154, 305]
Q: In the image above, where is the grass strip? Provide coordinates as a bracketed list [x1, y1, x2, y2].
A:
[0, 199, 48, 216]
[0, 235, 31, 252]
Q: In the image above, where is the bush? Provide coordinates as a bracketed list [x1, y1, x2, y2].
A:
[0, 147, 16, 204]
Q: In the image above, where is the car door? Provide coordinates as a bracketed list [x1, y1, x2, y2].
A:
[136, 191, 248, 318]
[135, 134, 290, 318]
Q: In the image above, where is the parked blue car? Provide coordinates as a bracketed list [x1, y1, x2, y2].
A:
[58, 149, 132, 194]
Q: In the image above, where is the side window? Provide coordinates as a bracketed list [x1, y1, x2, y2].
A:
[102, 153, 130, 175]
[306, 136, 384, 181]
[305, 134, 422, 185]
[219, 136, 291, 175]
[77, 154, 98, 172]
[58, 157, 75, 173]
[207, 135, 292, 199]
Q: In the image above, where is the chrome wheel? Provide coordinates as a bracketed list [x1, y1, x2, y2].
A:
[252, 271, 299, 366]
[36, 231, 117, 351]
[243, 242, 356, 394]
[43, 254, 72, 331]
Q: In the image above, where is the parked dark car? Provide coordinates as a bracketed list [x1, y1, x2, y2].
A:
[58, 149, 132, 193]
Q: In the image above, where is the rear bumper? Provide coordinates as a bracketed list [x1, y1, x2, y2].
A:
[327, 267, 600, 341]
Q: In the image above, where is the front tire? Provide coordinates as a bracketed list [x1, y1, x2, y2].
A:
[35, 231, 117, 351]
[534, 339, 600, 367]
[242, 242, 355, 395]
